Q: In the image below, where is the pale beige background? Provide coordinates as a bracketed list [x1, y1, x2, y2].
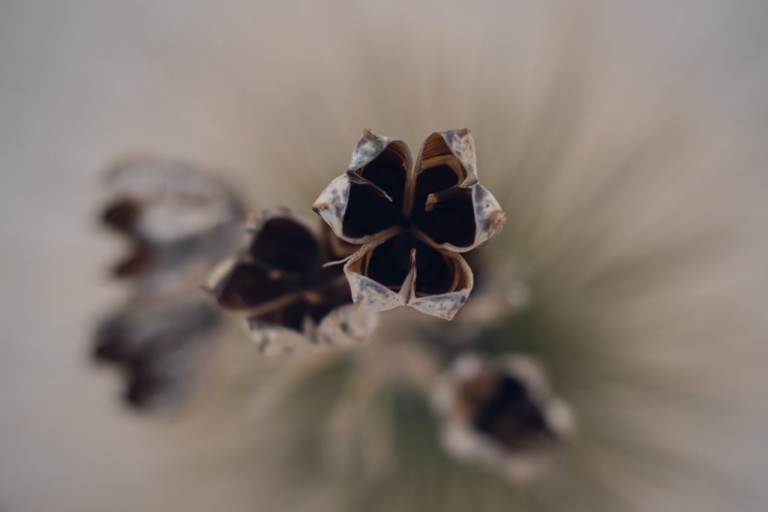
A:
[1, 1, 767, 511]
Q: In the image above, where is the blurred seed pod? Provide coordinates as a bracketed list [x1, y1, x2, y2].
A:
[94, 294, 221, 409]
[100, 157, 246, 289]
[206, 208, 378, 355]
[433, 353, 574, 483]
[94, 159, 246, 411]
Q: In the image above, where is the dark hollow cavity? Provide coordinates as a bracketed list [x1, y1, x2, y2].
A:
[362, 150, 408, 200]
[414, 164, 459, 199]
[472, 375, 553, 451]
[342, 150, 407, 238]
[251, 218, 320, 275]
[366, 233, 455, 295]
[414, 243, 455, 295]
[412, 189, 476, 248]
[92, 322, 133, 363]
[102, 198, 139, 234]
[124, 371, 167, 408]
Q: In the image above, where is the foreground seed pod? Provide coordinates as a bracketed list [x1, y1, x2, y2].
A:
[313, 129, 506, 320]
[432, 354, 574, 483]
[206, 208, 378, 354]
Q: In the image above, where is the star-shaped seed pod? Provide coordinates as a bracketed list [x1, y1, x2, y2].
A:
[206, 208, 378, 355]
[313, 129, 506, 320]
[432, 354, 574, 483]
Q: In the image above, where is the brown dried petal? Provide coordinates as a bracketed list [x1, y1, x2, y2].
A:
[253, 295, 313, 331]
[411, 129, 506, 252]
[207, 212, 333, 316]
[314, 129, 411, 244]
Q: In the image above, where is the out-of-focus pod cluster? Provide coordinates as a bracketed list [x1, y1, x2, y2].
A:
[90, 135, 565, 486]
[93, 159, 246, 410]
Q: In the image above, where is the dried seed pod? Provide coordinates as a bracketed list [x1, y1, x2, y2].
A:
[100, 158, 246, 286]
[94, 158, 246, 411]
[432, 354, 574, 483]
[313, 129, 506, 320]
[122, 328, 214, 409]
[93, 294, 221, 411]
[103, 157, 246, 243]
[207, 208, 378, 354]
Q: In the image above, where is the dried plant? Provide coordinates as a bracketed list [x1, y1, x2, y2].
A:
[89, 2, 768, 511]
